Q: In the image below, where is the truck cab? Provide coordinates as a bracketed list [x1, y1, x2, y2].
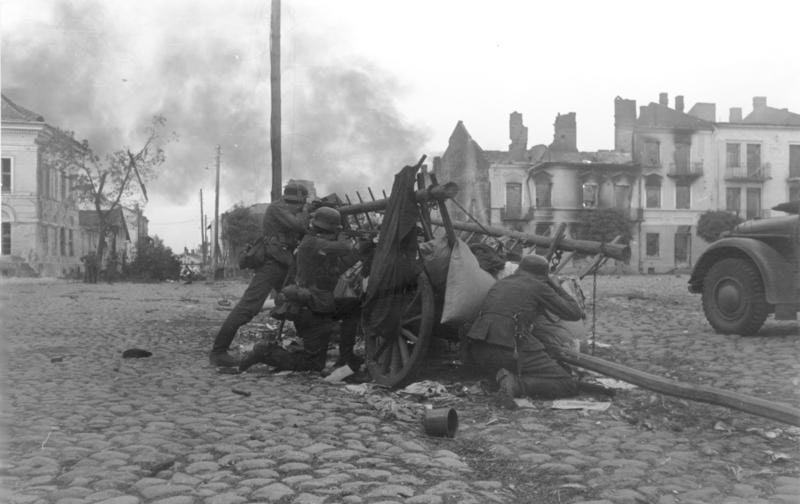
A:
[688, 203, 799, 335]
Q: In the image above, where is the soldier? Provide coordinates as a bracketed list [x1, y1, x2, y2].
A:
[239, 206, 366, 372]
[465, 254, 585, 401]
[208, 182, 310, 368]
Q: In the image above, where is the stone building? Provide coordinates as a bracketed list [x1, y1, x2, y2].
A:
[1, 94, 84, 277]
[616, 93, 800, 273]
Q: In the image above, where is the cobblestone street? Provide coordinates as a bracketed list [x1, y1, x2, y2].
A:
[2, 275, 799, 504]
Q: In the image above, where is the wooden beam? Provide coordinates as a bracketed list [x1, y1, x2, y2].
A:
[555, 348, 800, 427]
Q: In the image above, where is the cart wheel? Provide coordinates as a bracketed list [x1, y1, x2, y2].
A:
[365, 272, 435, 388]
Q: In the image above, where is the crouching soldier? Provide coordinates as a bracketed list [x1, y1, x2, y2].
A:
[466, 254, 585, 401]
[239, 207, 365, 372]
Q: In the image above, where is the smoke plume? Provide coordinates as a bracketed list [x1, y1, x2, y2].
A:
[1, 0, 429, 206]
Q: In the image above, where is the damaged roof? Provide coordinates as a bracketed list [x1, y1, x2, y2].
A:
[1, 94, 45, 123]
[742, 106, 800, 127]
[637, 102, 714, 130]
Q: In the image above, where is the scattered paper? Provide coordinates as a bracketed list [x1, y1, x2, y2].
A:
[344, 384, 370, 395]
[551, 400, 611, 411]
[513, 398, 537, 409]
[399, 380, 448, 398]
[324, 365, 355, 383]
[594, 378, 637, 390]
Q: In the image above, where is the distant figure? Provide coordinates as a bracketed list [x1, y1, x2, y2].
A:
[81, 251, 98, 284]
[208, 182, 310, 368]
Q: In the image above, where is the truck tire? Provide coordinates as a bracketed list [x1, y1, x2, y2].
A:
[702, 258, 769, 335]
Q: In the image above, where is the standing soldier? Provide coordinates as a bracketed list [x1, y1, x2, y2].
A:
[208, 182, 310, 367]
[239, 206, 366, 372]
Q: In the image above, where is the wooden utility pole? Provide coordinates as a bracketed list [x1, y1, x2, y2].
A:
[199, 188, 207, 265]
[212, 146, 221, 276]
[270, 0, 282, 202]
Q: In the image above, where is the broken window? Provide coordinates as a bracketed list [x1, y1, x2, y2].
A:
[1, 222, 10, 255]
[614, 182, 631, 209]
[746, 144, 761, 176]
[644, 141, 660, 167]
[676, 182, 691, 209]
[1, 158, 10, 193]
[645, 175, 661, 208]
[674, 226, 691, 264]
[726, 187, 741, 215]
[790, 145, 800, 178]
[646, 233, 660, 257]
[746, 187, 761, 220]
[533, 173, 552, 208]
[674, 143, 690, 174]
[505, 183, 522, 219]
[582, 183, 598, 208]
[726, 143, 740, 168]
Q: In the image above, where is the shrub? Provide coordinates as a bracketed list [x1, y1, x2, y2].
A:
[126, 236, 181, 281]
[576, 208, 632, 244]
[697, 211, 743, 243]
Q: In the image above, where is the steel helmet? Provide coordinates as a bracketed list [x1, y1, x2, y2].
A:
[518, 254, 549, 276]
[283, 182, 309, 203]
[311, 206, 342, 232]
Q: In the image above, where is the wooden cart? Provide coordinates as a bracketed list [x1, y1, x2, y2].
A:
[335, 158, 630, 388]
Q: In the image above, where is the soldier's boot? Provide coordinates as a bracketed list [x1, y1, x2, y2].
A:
[495, 368, 522, 409]
[239, 342, 277, 372]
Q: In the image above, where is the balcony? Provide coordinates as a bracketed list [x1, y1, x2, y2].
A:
[666, 162, 704, 180]
[725, 163, 771, 182]
[500, 206, 534, 221]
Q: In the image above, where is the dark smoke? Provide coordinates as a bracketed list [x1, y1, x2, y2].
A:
[2, 0, 429, 206]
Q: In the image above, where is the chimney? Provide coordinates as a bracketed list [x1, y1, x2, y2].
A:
[659, 92, 668, 106]
[675, 95, 684, 113]
[753, 96, 767, 110]
[729, 107, 742, 123]
[508, 111, 528, 162]
[550, 112, 577, 152]
[614, 97, 636, 153]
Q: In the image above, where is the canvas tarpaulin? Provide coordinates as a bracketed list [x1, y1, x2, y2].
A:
[363, 165, 424, 337]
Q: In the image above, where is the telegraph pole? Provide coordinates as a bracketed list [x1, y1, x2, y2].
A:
[270, 0, 282, 202]
[212, 146, 221, 277]
[199, 188, 207, 265]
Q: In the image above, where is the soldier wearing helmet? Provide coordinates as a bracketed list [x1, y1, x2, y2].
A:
[208, 181, 310, 368]
[465, 254, 586, 404]
[240, 206, 369, 373]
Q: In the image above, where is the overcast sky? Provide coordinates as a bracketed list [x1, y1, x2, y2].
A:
[2, 0, 797, 252]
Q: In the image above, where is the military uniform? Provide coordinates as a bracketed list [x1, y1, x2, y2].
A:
[466, 260, 584, 399]
[209, 188, 309, 367]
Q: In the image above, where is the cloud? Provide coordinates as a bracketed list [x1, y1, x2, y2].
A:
[1, 0, 430, 207]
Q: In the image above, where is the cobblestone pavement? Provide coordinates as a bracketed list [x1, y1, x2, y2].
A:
[2, 275, 798, 504]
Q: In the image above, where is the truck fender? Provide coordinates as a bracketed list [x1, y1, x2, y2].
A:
[688, 237, 796, 305]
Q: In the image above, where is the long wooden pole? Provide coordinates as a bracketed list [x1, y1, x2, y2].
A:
[556, 348, 800, 427]
[199, 189, 207, 266]
[430, 218, 631, 262]
[269, 0, 282, 203]
[213, 146, 221, 274]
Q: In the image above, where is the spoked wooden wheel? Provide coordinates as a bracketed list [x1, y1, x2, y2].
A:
[365, 272, 435, 387]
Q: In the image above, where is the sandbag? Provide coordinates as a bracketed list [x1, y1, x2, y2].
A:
[419, 236, 451, 292]
[441, 239, 495, 325]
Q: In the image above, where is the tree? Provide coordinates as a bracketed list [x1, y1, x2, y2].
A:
[697, 210, 743, 243]
[41, 116, 175, 280]
[576, 208, 632, 244]
[221, 203, 262, 256]
[125, 235, 181, 281]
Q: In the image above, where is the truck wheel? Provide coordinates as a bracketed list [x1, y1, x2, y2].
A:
[702, 258, 769, 335]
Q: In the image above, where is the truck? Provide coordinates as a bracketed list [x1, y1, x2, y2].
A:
[688, 202, 800, 335]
